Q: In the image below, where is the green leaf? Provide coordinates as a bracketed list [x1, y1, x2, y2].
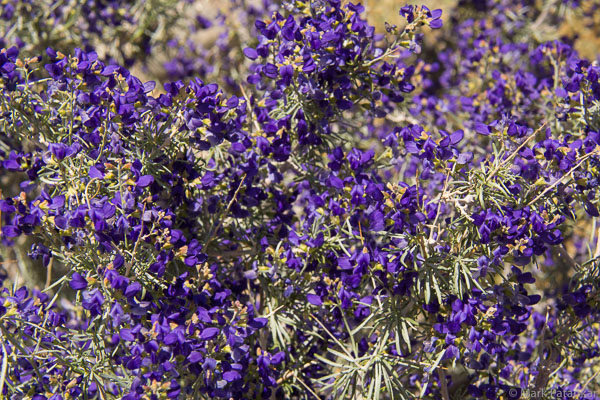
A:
[401, 322, 411, 353]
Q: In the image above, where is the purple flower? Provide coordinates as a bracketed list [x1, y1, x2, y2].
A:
[136, 175, 154, 187]
[474, 122, 491, 135]
[307, 294, 323, 306]
[223, 370, 242, 382]
[243, 47, 258, 60]
[199, 327, 220, 340]
[69, 272, 88, 290]
[81, 289, 104, 316]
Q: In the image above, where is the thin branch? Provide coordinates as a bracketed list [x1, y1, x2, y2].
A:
[487, 122, 546, 181]
[528, 149, 598, 206]
[204, 173, 247, 249]
[44, 257, 53, 290]
[438, 368, 450, 400]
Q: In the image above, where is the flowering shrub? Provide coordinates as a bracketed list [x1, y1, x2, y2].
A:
[1, 0, 600, 399]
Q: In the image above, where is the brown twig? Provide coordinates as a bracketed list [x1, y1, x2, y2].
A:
[238, 85, 260, 133]
[429, 169, 452, 242]
[44, 257, 53, 290]
[438, 368, 450, 400]
[358, 220, 364, 245]
[528, 149, 598, 206]
[594, 219, 600, 260]
[578, 368, 600, 396]
[276, 361, 317, 385]
[295, 374, 322, 400]
[487, 122, 546, 181]
[204, 174, 247, 249]
[126, 202, 147, 277]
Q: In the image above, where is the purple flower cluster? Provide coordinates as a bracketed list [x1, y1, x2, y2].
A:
[0, 0, 192, 69]
[1, 0, 600, 399]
